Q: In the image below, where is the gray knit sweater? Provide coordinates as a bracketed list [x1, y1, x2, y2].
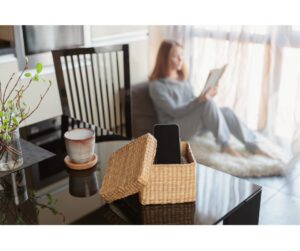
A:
[149, 78, 199, 122]
[149, 78, 204, 139]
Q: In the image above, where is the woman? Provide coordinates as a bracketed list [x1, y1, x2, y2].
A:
[149, 39, 267, 157]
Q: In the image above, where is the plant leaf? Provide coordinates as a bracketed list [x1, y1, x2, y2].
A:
[36, 63, 43, 73]
[33, 74, 39, 82]
[24, 72, 32, 78]
[46, 193, 53, 205]
[36, 63, 43, 74]
[11, 116, 19, 126]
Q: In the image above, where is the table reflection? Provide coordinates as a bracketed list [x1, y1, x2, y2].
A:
[0, 169, 65, 224]
[142, 202, 195, 224]
[0, 169, 28, 206]
[66, 166, 99, 198]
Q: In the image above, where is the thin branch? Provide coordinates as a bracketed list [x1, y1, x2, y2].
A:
[21, 78, 33, 94]
[0, 147, 6, 160]
[8, 111, 12, 129]
[18, 82, 52, 125]
[28, 197, 66, 223]
[0, 141, 22, 156]
[0, 81, 3, 126]
[11, 78, 33, 104]
[2, 73, 15, 104]
[3, 67, 27, 105]
[14, 88, 24, 111]
[10, 78, 32, 111]
[0, 80, 2, 105]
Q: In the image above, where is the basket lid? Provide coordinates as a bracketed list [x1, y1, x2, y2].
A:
[99, 133, 157, 203]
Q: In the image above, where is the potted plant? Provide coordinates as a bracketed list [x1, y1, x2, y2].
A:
[0, 59, 51, 171]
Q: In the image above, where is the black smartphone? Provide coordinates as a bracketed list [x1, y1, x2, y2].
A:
[154, 124, 181, 164]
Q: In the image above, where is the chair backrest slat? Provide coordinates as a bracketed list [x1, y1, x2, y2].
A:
[84, 54, 94, 125]
[103, 53, 113, 131]
[63, 56, 75, 117]
[96, 53, 107, 129]
[52, 44, 132, 140]
[110, 53, 119, 135]
[90, 54, 102, 127]
[77, 54, 89, 123]
[70, 55, 83, 120]
[115, 51, 123, 136]
[123, 44, 132, 138]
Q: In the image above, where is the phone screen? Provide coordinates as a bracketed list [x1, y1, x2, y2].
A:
[154, 124, 181, 164]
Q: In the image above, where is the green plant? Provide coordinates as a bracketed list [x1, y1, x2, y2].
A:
[0, 59, 52, 142]
[0, 60, 52, 168]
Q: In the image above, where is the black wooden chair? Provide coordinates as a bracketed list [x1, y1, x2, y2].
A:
[52, 45, 132, 141]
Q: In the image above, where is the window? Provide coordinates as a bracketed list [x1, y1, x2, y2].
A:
[189, 36, 265, 129]
[188, 25, 300, 141]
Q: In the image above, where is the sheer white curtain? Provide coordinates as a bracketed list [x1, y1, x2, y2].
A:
[149, 25, 300, 158]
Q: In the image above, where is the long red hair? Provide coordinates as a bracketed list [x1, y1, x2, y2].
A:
[149, 40, 188, 81]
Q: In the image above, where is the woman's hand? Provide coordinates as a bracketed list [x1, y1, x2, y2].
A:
[198, 86, 218, 102]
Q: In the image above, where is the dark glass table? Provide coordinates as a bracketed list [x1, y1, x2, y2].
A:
[0, 115, 262, 225]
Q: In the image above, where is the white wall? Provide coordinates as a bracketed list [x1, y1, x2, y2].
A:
[0, 26, 150, 127]
[0, 56, 63, 128]
[129, 40, 149, 84]
[0, 56, 18, 81]
[19, 69, 63, 128]
[90, 25, 149, 84]
[91, 25, 147, 37]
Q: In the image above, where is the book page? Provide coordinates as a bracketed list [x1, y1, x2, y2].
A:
[200, 64, 227, 96]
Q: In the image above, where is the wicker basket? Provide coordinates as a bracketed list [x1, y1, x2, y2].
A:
[99, 133, 196, 205]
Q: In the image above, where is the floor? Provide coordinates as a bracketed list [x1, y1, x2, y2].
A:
[244, 160, 300, 224]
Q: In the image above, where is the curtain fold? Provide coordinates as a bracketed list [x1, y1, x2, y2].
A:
[149, 25, 300, 157]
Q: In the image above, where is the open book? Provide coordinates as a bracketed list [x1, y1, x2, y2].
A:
[200, 64, 227, 96]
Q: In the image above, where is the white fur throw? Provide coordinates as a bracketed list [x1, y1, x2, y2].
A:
[190, 133, 292, 177]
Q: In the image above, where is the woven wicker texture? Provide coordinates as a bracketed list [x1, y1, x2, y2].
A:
[140, 142, 196, 205]
[99, 133, 157, 203]
[142, 202, 195, 224]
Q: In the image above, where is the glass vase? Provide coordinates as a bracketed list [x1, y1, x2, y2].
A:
[0, 128, 23, 171]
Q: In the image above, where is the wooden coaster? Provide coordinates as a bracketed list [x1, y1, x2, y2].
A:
[64, 153, 98, 170]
